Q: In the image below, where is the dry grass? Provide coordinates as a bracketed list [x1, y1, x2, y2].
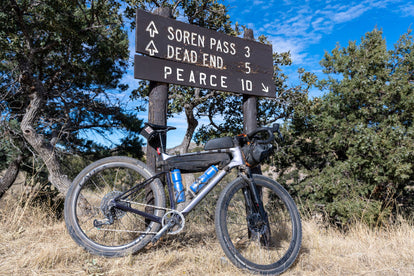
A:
[0, 189, 413, 276]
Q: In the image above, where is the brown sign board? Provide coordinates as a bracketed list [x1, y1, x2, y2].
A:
[135, 55, 274, 97]
[135, 9, 275, 97]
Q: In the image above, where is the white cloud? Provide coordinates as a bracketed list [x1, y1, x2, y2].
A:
[328, 3, 369, 23]
[253, 0, 404, 68]
[268, 36, 309, 64]
[398, 3, 414, 17]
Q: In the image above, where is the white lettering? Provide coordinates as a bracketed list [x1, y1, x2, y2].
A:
[189, 70, 196, 83]
[217, 56, 223, 69]
[165, 67, 228, 89]
[230, 43, 236, 55]
[191, 51, 197, 63]
[210, 38, 236, 55]
[210, 75, 217, 87]
[167, 45, 174, 59]
[191, 32, 197, 46]
[200, 72, 207, 85]
[164, 66, 172, 79]
[167, 27, 174, 40]
[190, 32, 205, 47]
[210, 38, 216, 50]
[183, 49, 190, 62]
[175, 47, 182, 61]
[223, 41, 229, 54]
[167, 27, 205, 47]
[183, 30, 190, 45]
[216, 40, 222, 52]
[202, 53, 223, 69]
[202, 53, 208, 66]
[210, 55, 216, 68]
[245, 62, 251, 74]
[177, 68, 184, 81]
[166, 46, 198, 64]
[241, 79, 252, 91]
[176, 29, 182, 42]
[221, 76, 227, 88]
[198, 35, 205, 48]
[244, 46, 251, 58]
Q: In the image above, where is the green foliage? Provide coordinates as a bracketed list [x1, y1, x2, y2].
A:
[0, 0, 145, 165]
[280, 29, 414, 227]
[194, 50, 297, 143]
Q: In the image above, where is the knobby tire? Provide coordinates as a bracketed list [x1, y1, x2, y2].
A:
[215, 174, 302, 275]
[64, 156, 166, 257]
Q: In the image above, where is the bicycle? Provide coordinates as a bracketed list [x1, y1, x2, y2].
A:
[64, 122, 302, 275]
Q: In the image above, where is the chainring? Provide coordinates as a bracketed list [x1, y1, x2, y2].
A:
[162, 210, 185, 235]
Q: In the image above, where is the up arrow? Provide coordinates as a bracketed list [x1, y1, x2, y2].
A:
[261, 83, 269, 93]
[145, 40, 158, 56]
[146, 21, 159, 38]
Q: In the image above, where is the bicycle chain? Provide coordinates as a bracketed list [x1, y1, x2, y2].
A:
[95, 199, 182, 235]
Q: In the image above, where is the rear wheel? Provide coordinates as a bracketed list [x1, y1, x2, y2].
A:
[64, 156, 165, 257]
[215, 174, 302, 275]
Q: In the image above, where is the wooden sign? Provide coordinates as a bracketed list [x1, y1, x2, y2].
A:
[134, 55, 274, 96]
[135, 9, 275, 97]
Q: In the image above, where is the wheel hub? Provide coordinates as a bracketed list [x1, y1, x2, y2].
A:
[100, 191, 130, 219]
[247, 213, 271, 245]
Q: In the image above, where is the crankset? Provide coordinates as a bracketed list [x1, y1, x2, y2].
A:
[151, 210, 185, 244]
[162, 210, 185, 235]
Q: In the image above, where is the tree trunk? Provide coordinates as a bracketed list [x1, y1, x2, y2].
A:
[21, 91, 71, 196]
[176, 102, 199, 155]
[0, 155, 23, 199]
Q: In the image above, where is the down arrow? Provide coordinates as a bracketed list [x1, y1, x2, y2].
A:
[261, 83, 269, 93]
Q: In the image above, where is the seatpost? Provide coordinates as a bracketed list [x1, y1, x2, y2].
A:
[158, 132, 166, 154]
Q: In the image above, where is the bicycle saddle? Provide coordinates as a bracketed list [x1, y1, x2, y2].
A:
[145, 123, 176, 132]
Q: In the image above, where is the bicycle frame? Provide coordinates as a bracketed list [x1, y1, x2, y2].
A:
[112, 146, 247, 224]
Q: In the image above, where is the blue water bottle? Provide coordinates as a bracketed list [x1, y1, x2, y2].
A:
[171, 169, 185, 203]
[190, 165, 218, 194]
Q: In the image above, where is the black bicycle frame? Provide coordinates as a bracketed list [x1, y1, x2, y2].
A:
[111, 143, 268, 228]
[112, 172, 167, 224]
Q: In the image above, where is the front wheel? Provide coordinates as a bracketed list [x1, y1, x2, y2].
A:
[64, 156, 166, 257]
[215, 174, 302, 275]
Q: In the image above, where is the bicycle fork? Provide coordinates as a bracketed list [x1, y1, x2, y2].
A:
[241, 172, 271, 245]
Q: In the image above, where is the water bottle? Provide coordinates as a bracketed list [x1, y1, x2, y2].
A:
[190, 165, 218, 194]
[171, 169, 185, 203]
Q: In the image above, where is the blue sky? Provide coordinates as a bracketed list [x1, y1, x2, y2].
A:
[226, 0, 414, 90]
[122, 0, 414, 148]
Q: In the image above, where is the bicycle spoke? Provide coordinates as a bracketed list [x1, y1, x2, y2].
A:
[216, 175, 301, 274]
[65, 157, 165, 255]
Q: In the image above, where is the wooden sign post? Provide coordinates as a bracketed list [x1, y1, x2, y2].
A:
[146, 7, 171, 172]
